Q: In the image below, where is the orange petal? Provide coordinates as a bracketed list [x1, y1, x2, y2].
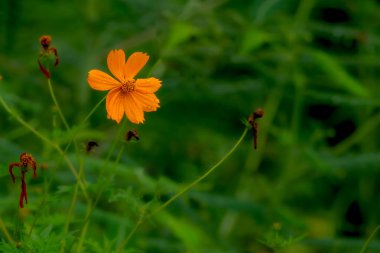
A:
[132, 92, 160, 112]
[88, 70, 120, 91]
[135, 78, 162, 93]
[124, 93, 145, 124]
[107, 49, 126, 83]
[106, 88, 124, 123]
[124, 52, 149, 79]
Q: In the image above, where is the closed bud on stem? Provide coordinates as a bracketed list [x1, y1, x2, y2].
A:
[86, 141, 99, 152]
[40, 35, 52, 51]
[248, 108, 264, 150]
[38, 35, 59, 79]
[126, 130, 140, 142]
[253, 108, 264, 119]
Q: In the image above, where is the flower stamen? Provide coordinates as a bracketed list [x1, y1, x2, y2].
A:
[121, 80, 136, 93]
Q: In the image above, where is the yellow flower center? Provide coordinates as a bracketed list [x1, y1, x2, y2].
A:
[121, 79, 136, 92]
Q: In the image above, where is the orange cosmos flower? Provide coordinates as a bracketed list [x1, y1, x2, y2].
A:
[87, 49, 161, 124]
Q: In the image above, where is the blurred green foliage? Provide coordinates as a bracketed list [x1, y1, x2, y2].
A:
[1, 0, 380, 252]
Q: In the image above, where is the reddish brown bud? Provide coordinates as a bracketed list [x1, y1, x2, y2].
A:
[38, 35, 59, 79]
[253, 108, 264, 119]
[248, 108, 264, 150]
[86, 141, 99, 152]
[126, 130, 140, 142]
[40, 35, 52, 50]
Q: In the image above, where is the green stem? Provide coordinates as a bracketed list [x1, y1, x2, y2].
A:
[47, 79, 89, 206]
[359, 224, 380, 253]
[116, 126, 250, 252]
[61, 95, 106, 156]
[0, 96, 88, 199]
[47, 78, 70, 130]
[82, 95, 106, 124]
[0, 97, 57, 147]
[89, 118, 128, 209]
[0, 218, 14, 245]
[60, 183, 79, 253]
[333, 111, 380, 156]
[150, 126, 249, 217]
[70, 120, 127, 253]
[47, 78, 83, 182]
[75, 145, 126, 253]
[118, 208, 145, 251]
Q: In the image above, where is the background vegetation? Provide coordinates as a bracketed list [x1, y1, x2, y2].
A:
[1, 0, 380, 252]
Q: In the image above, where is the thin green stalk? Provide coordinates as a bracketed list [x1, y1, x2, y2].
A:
[359, 224, 380, 253]
[60, 182, 79, 253]
[47, 78, 83, 180]
[47, 78, 70, 130]
[82, 95, 107, 124]
[0, 96, 88, 199]
[117, 208, 145, 251]
[61, 135, 86, 252]
[75, 145, 126, 253]
[333, 111, 380, 155]
[116, 126, 250, 252]
[28, 192, 47, 237]
[60, 95, 106, 157]
[0, 218, 14, 245]
[0, 97, 58, 148]
[68, 120, 127, 253]
[86, 118, 128, 213]
[150, 127, 249, 217]
[34, 95, 106, 249]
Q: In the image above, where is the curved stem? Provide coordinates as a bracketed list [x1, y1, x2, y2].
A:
[47, 79, 88, 201]
[68, 119, 127, 253]
[60, 95, 106, 156]
[150, 126, 249, 217]
[82, 95, 106, 124]
[0, 97, 57, 147]
[0, 218, 14, 245]
[360, 224, 380, 253]
[75, 144, 126, 253]
[0, 96, 88, 199]
[118, 207, 145, 250]
[116, 126, 250, 252]
[47, 79, 70, 130]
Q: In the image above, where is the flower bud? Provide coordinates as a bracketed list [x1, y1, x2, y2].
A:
[38, 35, 59, 79]
[248, 108, 264, 150]
[40, 35, 52, 51]
[126, 130, 140, 141]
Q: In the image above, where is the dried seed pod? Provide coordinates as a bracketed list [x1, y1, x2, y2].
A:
[9, 153, 38, 208]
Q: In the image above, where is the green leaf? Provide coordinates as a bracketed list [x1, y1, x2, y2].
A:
[240, 27, 273, 54]
[308, 49, 369, 97]
[155, 210, 213, 253]
[164, 21, 200, 51]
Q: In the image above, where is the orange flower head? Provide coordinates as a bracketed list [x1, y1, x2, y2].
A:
[87, 49, 161, 124]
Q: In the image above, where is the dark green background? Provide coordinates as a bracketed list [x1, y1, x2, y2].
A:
[1, 0, 380, 252]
